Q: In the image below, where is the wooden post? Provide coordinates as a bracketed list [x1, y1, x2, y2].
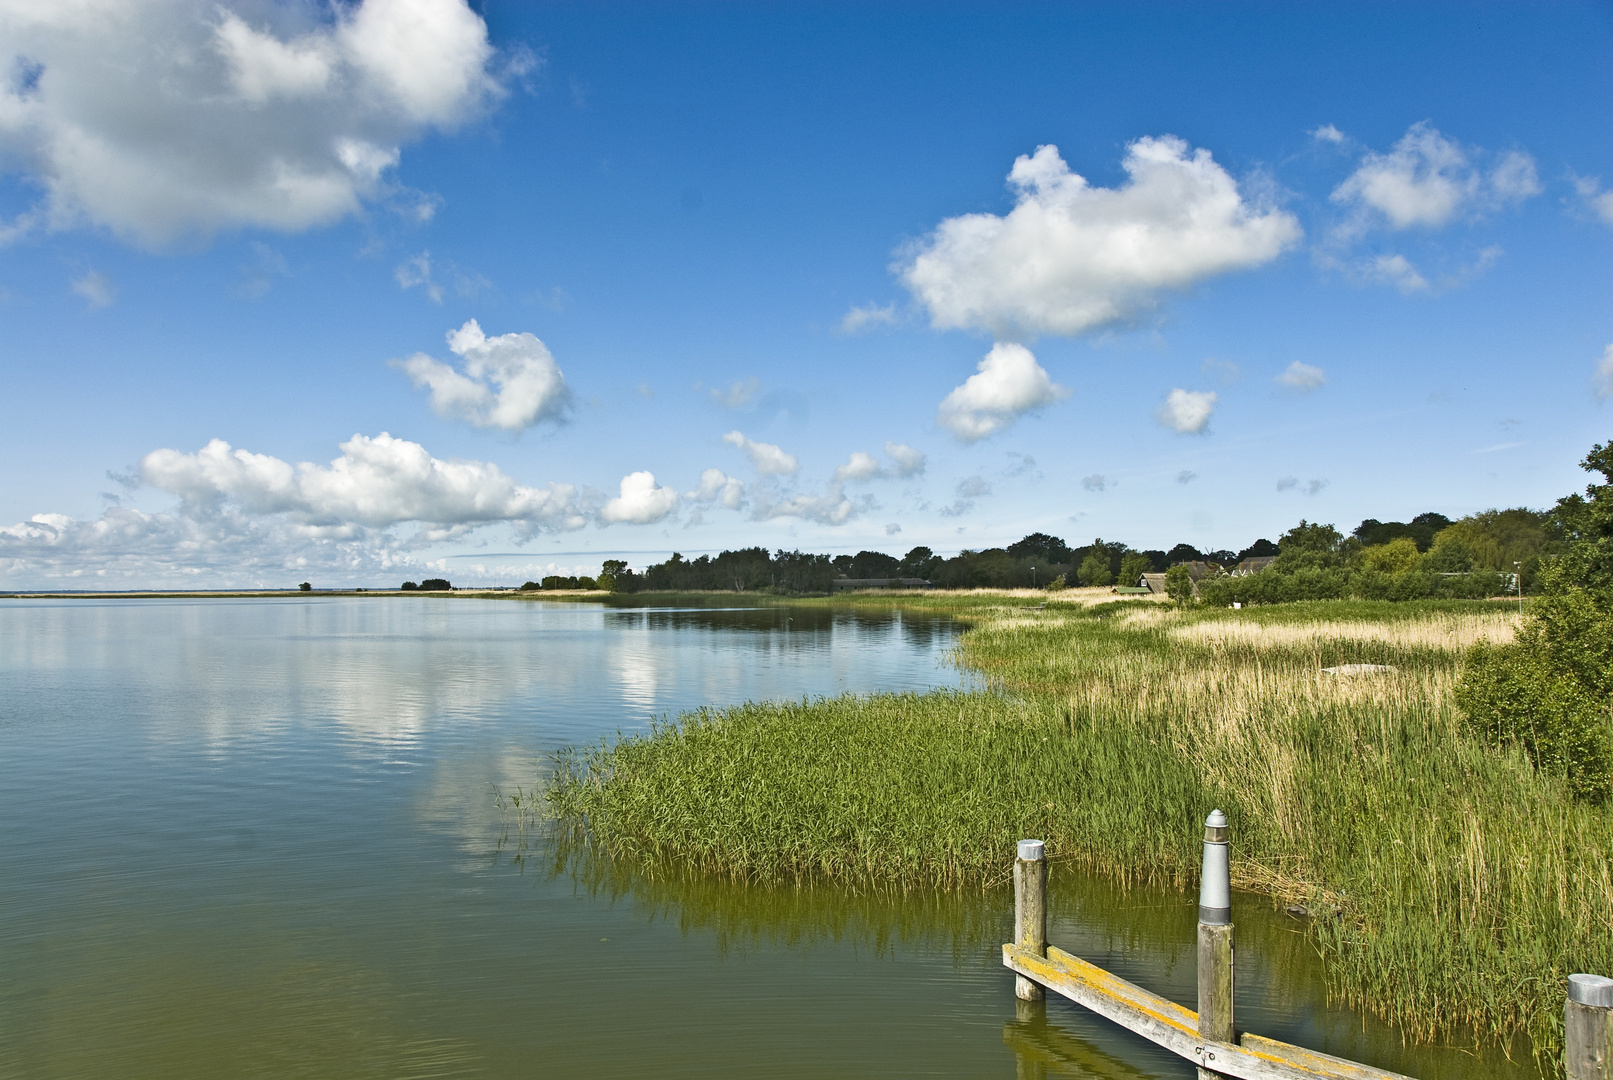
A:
[1014, 839, 1047, 1002]
[1567, 974, 1613, 1080]
[1197, 810, 1233, 1080]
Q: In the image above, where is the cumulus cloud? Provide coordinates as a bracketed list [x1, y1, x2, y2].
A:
[839, 301, 898, 334]
[899, 137, 1301, 338]
[1571, 176, 1613, 228]
[599, 471, 679, 525]
[833, 451, 883, 483]
[1331, 122, 1540, 232]
[884, 442, 926, 478]
[140, 432, 585, 531]
[1276, 361, 1326, 392]
[71, 269, 113, 307]
[0, 0, 512, 248]
[1311, 124, 1346, 145]
[687, 468, 745, 509]
[752, 486, 864, 526]
[937, 343, 1067, 443]
[1593, 344, 1613, 402]
[1081, 474, 1108, 492]
[395, 319, 571, 432]
[1155, 389, 1217, 434]
[722, 431, 799, 475]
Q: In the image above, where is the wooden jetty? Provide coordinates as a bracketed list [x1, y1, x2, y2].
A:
[1004, 817, 1613, 1080]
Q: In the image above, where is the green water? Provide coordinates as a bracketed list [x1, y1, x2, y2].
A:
[0, 597, 1541, 1078]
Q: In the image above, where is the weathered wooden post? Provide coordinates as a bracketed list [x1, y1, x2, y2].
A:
[1567, 974, 1613, 1080]
[1197, 809, 1233, 1080]
[1014, 839, 1047, 1002]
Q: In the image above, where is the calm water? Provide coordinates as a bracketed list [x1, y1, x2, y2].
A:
[0, 597, 1538, 1079]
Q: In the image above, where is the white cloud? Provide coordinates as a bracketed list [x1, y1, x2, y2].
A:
[711, 377, 761, 409]
[1276, 361, 1326, 392]
[395, 319, 571, 432]
[937, 343, 1068, 443]
[1594, 344, 1613, 402]
[884, 523, 901, 536]
[753, 486, 862, 526]
[599, 471, 679, 525]
[722, 430, 799, 475]
[395, 251, 443, 302]
[839, 301, 897, 333]
[899, 137, 1301, 337]
[1311, 124, 1346, 145]
[884, 442, 926, 478]
[833, 451, 883, 483]
[1155, 389, 1217, 434]
[1276, 476, 1328, 495]
[140, 432, 585, 531]
[71, 269, 113, 307]
[1081, 474, 1108, 492]
[938, 474, 990, 517]
[687, 468, 744, 509]
[0, 0, 506, 248]
[1572, 176, 1613, 228]
[1364, 253, 1430, 294]
[1331, 122, 1540, 232]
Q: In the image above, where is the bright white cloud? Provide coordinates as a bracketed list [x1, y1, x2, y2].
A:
[1311, 124, 1346, 145]
[1276, 361, 1326, 392]
[1331, 122, 1540, 231]
[71, 269, 113, 307]
[599, 471, 679, 525]
[937, 343, 1067, 443]
[884, 441, 926, 478]
[900, 137, 1301, 337]
[722, 430, 799, 475]
[753, 486, 861, 526]
[1594, 344, 1613, 402]
[687, 468, 744, 509]
[1365, 254, 1430, 294]
[0, 0, 506, 248]
[711, 378, 761, 408]
[839, 301, 898, 333]
[140, 432, 585, 531]
[1156, 389, 1217, 434]
[833, 451, 883, 483]
[395, 319, 571, 432]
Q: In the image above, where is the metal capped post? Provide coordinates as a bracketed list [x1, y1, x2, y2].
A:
[1197, 810, 1233, 1079]
[1568, 974, 1613, 1080]
[1014, 839, 1047, 1002]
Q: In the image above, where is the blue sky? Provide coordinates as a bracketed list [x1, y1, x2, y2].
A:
[1, 0, 1610, 587]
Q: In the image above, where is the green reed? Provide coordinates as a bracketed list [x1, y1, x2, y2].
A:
[545, 597, 1608, 1067]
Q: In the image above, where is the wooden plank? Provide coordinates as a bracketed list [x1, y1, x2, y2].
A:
[1002, 945, 1416, 1080]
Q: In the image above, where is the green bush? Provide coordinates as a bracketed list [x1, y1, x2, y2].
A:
[1163, 564, 1193, 604]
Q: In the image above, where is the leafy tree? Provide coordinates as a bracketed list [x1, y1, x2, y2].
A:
[1353, 513, 1453, 552]
[1045, 573, 1067, 591]
[1164, 563, 1194, 605]
[1077, 552, 1113, 587]
[1358, 537, 1420, 574]
[1007, 532, 1072, 564]
[1455, 442, 1613, 802]
[401, 581, 419, 591]
[1423, 537, 1477, 573]
[899, 546, 941, 580]
[1235, 538, 1279, 562]
[1165, 542, 1204, 564]
[420, 578, 451, 591]
[299, 582, 311, 592]
[598, 560, 634, 593]
[1118, 552, 1151, 587]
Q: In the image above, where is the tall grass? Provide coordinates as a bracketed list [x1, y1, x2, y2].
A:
[545, 597, 1611, 1067]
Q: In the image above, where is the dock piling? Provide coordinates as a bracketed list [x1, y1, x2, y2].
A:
[1014, 839, 1047, 1002]
[1568, 974, 1613, 1080]
[1197, 809, 1234, 1079]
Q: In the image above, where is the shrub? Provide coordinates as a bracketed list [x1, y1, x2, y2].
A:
[1359, 537, 1420, 574]
[1163, 564, 1193, 605]
[1045, 573, 1067, 592]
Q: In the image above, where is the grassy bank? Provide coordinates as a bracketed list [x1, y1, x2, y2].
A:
[546, 597, 1611, 1065]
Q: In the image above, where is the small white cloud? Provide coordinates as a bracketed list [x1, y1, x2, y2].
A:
[956, 475, 992, 499]
[884, 523, 901, 536]
[599, 471, 679, 525]
[395, 251, 443, 302]
[1081, 474, 1107, 492]
[937, 343, 1068, 443]
[1572, 176, 1613, 227]
[71, 269, 114, 308]
[833, 451, 884, 483]
[1365, 254, 1429, 294]
[884, 442, 926, 478]
[1331, 122, 1540, 231]
[395, 319, 572, 432]
[1593, 344, 1613, 402]
[900, 137, 1301, 338]
[1311, 124, 1346, 145]
[1176, 470, 1197, 484]
[753, 486, 862, 526]
[840, 302, 898, 334]
[1472, 441, 1526, 455]
[1276, 361, 1326, 393]
[1276, 476, 1327, 495]
[722, 431, 799, 475]
[1156, 389, 1217, 434]
[711, 378, 761, 409]
[687, 468, 745, 509]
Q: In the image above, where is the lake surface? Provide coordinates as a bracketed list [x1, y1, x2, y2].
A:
[0, 597, 1539, 1079]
